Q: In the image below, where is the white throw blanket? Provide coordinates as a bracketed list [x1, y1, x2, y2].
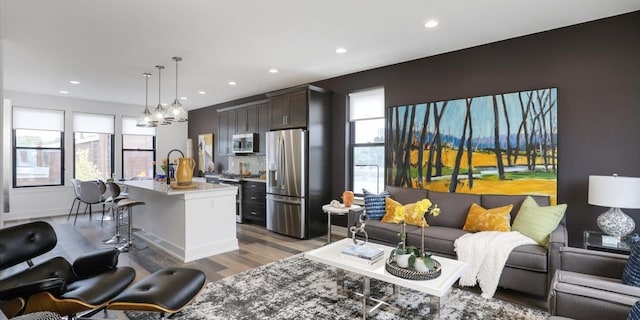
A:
[454, 231, 536, 298]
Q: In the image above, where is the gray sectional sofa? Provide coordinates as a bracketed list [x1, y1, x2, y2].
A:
[347, 185, 567, 297]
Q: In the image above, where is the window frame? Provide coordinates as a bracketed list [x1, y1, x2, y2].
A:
[121, 134, 157, 180]
[72, 132, 115, 180]
[348, 87, 385, 196]
[12, 129, 65, 188]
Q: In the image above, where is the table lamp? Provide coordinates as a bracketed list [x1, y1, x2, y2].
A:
[588, 174, 640, 240]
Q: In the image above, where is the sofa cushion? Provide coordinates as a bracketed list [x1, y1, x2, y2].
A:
[505, 244, 548, 272]
[512, 196, 567, 247]
[462, 203, 513, 232]
[363, 220, 420, 246]
[386, 186, 428, 205]
[363, 189, 390, 220]
[406, 226, 469, 257]
[427, 191, 481, 229]
[481, 194, 551, 224]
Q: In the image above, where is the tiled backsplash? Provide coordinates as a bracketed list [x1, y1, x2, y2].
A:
[228, 155, 266, 175]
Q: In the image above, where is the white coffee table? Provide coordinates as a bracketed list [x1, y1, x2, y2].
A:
[305, 238, 467, 319]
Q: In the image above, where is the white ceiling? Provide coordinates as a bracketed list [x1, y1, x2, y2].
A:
[2, 1, 639, 111]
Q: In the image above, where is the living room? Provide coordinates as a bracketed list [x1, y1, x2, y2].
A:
[2, 2, 640, 319]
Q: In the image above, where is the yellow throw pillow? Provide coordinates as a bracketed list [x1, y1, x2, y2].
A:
[463, 203, 513, 232]
[381, 198, 403, 223]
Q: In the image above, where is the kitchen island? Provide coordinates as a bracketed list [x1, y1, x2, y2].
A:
[121, 180, 238, 262]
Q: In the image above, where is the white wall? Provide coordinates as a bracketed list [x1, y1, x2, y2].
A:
[4, 90, 187, 221]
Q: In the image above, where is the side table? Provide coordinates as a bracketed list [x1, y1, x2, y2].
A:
[583, 230, 631, 255]
[321, 204, 363, 244]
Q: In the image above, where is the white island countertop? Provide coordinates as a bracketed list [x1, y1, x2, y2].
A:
[121, 180, 237, 196]
[121, 179, 239, 262]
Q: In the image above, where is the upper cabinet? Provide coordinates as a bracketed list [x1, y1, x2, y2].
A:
[217, 100, 269, 156]
[268, 90, 308, 130]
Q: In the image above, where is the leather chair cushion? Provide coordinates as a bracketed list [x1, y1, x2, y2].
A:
[109, 268, 206, 312]
[0, 257, 74, 292]
[0, 221, 57, 270]
[62, 267, 135, 306]
[72, 248, 119, 279]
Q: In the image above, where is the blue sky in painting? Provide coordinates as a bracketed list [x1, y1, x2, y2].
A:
[393, 88, 557, 145]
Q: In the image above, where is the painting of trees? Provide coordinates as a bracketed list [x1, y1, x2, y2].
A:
[387, 88, 558, 202]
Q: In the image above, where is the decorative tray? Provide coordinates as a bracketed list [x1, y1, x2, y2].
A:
[385, 259, 442, 281]
[170, 183, 198, 189]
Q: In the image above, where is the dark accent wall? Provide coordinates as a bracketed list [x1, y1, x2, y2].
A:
[189, 11, 640, 246]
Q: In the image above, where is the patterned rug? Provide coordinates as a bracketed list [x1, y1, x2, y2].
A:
[126, 255, 548, 320]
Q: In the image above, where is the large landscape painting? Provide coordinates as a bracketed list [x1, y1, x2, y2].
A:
[386, 88, 558, 203]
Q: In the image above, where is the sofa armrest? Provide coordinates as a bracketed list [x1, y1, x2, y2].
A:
[72, 248, 120, 279]
[548, 270, 639, 319]
[560, 247, 628, 278]
[547, 224, 568, 287]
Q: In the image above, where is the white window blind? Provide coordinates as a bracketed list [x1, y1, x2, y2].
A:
[13, 107, 64, 131]
[73, 112, 114, 134]
[122, 116, 155, 136]
[349, 87, 385, 121]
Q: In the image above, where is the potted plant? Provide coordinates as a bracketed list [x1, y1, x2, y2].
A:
[388, 198, 440, 272]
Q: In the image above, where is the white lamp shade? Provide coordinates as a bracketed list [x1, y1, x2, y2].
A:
[588, 175, 640, 209]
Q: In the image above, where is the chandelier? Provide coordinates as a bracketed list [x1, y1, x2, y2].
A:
[136, 73, 156, 127]
[138, 56, 189, 127]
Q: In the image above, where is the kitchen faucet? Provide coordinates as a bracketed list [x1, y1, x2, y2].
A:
[166, 149, 184, 185]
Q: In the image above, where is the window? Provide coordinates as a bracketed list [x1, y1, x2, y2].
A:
[122, 117, 156, 179]
[13, 107, 65, 187]
[349, 88, 385, 195]
[73, 112, 114, 180]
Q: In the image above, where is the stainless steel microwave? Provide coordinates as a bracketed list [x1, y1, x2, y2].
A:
[232, 133, 257, 153]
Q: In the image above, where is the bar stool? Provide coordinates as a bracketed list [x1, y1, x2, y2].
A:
[116, 199, 148, 252]
[102, 182, 129, 245]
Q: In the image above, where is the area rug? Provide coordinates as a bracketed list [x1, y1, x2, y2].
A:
[126, 255, 548, 320]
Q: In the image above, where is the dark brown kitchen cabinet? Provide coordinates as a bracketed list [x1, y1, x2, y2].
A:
[242, 180, 266, 226]
[256, 103, 268, 155]
[268, 90, 307, 130]
[217, 110, 231, 155]
[218, 99, 269, 156]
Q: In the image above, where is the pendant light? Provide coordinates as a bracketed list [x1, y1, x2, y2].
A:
[165, 56, 188, 122]
[151, 65, 170, 125]
[136, 73, 156, 127]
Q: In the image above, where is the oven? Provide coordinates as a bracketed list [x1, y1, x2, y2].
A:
[206, 175, 243, 223]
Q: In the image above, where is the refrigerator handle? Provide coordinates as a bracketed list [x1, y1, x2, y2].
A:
[278, 134, 286, 190]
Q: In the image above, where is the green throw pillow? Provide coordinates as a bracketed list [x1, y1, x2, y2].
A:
[512, 196, 567, 247]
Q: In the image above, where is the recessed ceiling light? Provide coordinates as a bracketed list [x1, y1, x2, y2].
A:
[228, 81, 237, 86]
[161, 103, 168, 106]
[424, 20, 439, 28]
[59, 90, 69, 94]
[269, 69, 278, 74]
[180, 97, 188, 100]
[198, 91, 206, 95]
[69, 80, 80, 85]
[335, 47, 347, 54]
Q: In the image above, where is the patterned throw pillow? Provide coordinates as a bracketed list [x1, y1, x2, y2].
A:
[363, 189, 390, 220]
[511, 196, 567, 247]
[463, 203, 513, 232]
[622, 234, 640, 287]
[629, 300, 640, 320]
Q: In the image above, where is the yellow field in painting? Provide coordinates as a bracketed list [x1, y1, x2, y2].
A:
[415, 178, 557, 205]
[410, 148, 531, 168]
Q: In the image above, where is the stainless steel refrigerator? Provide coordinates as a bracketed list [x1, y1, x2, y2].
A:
[266, 129, 306, 238]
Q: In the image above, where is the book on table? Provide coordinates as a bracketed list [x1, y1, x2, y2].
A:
[340, 244, 384, 264]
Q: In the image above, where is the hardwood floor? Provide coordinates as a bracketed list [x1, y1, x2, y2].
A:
[3, 215, 547, 318]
